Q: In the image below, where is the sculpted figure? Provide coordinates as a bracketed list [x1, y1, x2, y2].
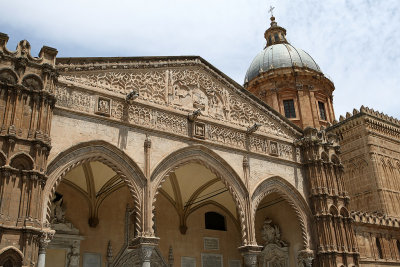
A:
[261, 218, 287, 247]
[67, 241, 80, 267]
[51, 196, 66, 224]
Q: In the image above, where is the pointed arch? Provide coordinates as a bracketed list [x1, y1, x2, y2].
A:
[9, 152, 34, 170]
[252, 176, 313, 249]
[0, 246, 24, 266]
[150, 144, 249, 244]
[329, 205, 339, 215]
[43, 140, 146, 232]
[339, 207, 349, 217]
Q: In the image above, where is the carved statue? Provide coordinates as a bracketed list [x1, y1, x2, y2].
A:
[67, 241, 80, 267]
[259, 218, 289, 267]
[261, 218, 287, 247]
[51, 195, 66, 224]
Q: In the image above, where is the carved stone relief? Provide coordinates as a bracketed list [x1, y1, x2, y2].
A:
[58, 66, 296, 139]
[55, 73, 299, 163]
[95, 96, 111, 116]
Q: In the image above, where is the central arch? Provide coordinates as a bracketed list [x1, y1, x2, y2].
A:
[150, 145, 249, 244]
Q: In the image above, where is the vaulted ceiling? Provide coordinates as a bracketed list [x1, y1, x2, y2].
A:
[159, 163, 239, 233]
[62, 161, 124, 227]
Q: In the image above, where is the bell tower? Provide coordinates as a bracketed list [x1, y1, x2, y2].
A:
[244, 14, 335, 129]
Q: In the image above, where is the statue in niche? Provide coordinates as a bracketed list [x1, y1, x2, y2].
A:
[67, 241, 80, 267]
[261, 218, 287, 247]
[259, 218, 289, 267]
[51, 192, 66, 224]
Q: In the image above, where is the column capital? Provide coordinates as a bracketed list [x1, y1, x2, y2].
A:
[297, 249, 314, 267]
[238, 245, 262, 267]
[39, 229, 55, 253]
[130, 236, 160, 249]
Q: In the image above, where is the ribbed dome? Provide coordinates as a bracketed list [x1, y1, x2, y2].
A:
[245, 43, 321, 83]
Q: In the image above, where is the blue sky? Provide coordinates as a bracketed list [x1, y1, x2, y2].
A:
[1, 0, 399, 119]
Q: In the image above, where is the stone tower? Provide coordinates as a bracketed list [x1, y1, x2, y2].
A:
[298, 128, 359, 266]
[244, 15, 335, 129]
[0, 33, 57, 266]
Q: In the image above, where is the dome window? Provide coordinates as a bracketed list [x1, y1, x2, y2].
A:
[283, 99, 296, 118]
[274, 33, 280, 42]
[318, 101, 327, 120]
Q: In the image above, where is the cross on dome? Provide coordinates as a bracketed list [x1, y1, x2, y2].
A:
[269, 5, 275, 17]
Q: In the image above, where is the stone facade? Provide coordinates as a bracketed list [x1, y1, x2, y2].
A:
[0, 13, 399, 267]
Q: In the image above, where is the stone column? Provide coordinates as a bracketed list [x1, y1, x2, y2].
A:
[239, 245, 262, 267]
[37, 230, 54, 267]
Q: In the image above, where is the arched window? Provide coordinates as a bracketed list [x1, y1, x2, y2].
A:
[376, 237, 383, 259]
[205, 212, 226, 231]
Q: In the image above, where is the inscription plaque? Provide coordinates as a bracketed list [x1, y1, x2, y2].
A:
[182, 256, 196, 267]
[204, 237, 219, 250]
[83, 253, 102, 267]
[201, 253, 223, 267]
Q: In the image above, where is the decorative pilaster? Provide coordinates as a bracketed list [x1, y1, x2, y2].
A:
[143, 134, 154, 237]
[0, 33, 58, 265]
[296, 127, 359, 267]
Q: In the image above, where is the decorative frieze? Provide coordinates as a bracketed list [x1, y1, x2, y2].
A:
[57, 64, 298, 139]
[55, 83, 299, 162]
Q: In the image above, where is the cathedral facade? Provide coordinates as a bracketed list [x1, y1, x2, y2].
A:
[0, 15, 399, 267]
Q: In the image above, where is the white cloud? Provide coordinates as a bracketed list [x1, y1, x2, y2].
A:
[1, 0, 399, 118]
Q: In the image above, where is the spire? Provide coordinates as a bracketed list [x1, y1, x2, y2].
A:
[264, 7, 288, 47]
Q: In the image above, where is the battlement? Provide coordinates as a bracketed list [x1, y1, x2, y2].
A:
[352, 211, 400, 229]
[330, 105, 400, 129]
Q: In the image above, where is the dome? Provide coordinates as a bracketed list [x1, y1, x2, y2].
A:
[245, 43, 321, 83]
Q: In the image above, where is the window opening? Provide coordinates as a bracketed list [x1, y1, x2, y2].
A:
[274, 33, 280, 42]
[283, 99, 296, 118]
[376, 238, 383, 259]
[318, 101, 327, 120]
[205, 212, 226, 231]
